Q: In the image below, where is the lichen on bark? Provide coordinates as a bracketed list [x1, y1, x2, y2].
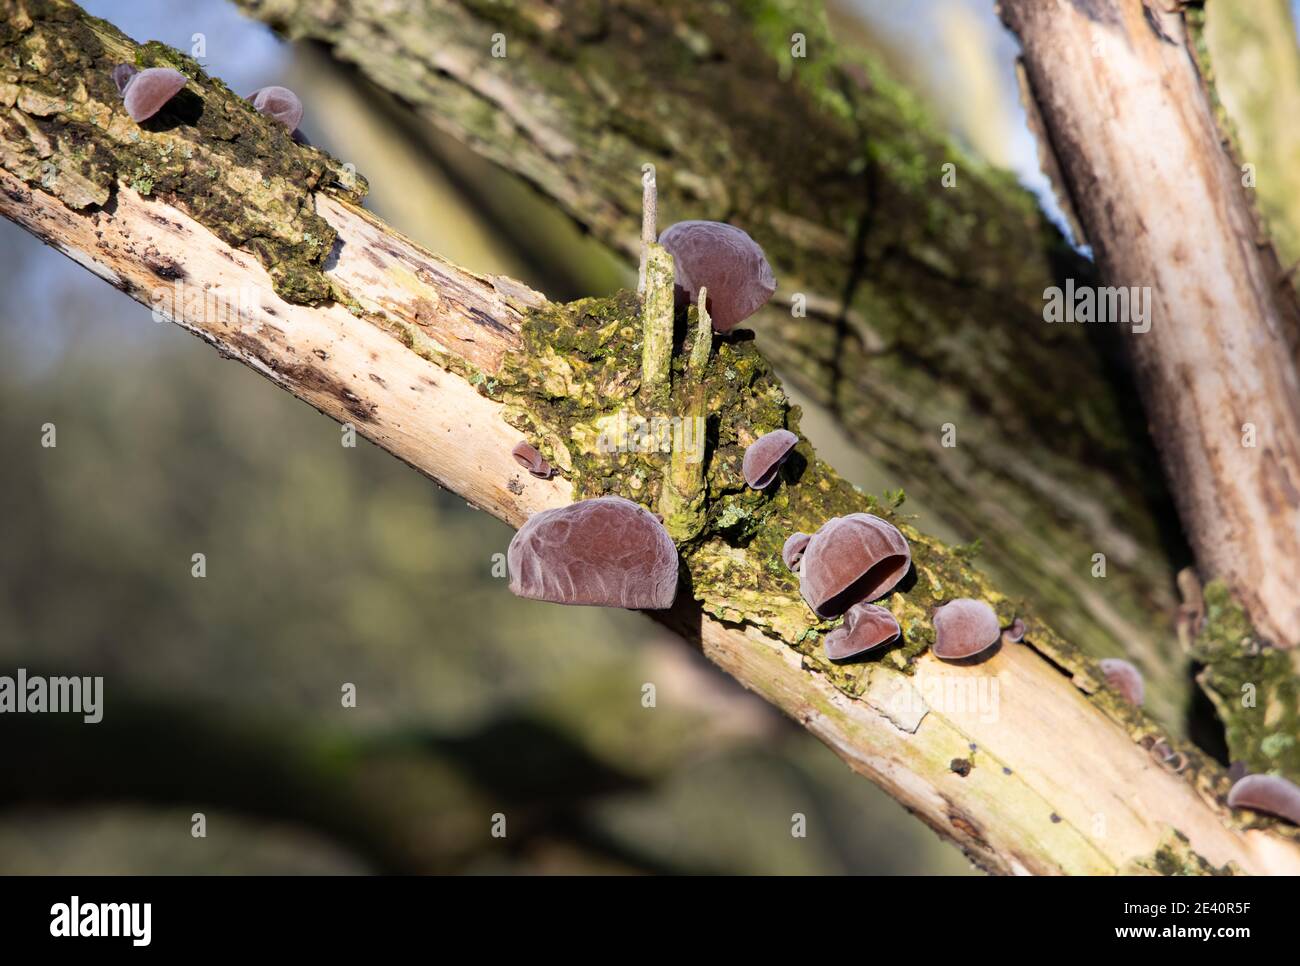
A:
[1188, 580, 1300, 786]
[0, 0, 366, 304]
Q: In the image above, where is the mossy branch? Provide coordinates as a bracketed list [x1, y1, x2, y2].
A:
[4, 0, 1300, 875]
[234, 0, 1193, 729]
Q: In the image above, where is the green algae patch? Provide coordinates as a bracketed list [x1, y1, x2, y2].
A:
[0, 0, 367, 304]
[1122, 828, 1238, 876]
[1188, 581, 1300, 784]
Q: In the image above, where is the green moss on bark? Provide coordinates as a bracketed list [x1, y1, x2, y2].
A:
[0, 0, 367, 304]
[1189, 581, 1300, 783]
[1123, 828, 1237, 876]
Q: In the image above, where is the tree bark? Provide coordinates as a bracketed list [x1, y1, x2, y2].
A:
[5, 0, 1300, 874]
[233, 0, 1193, 727]
[999, 0, 1300, 652]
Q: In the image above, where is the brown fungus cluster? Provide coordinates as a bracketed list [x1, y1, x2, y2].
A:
[931, 598, 1001, 661]
[798, 513, 911, 619]
[507, 496, 678, 610]
[742, 428, 797, 489]
[787, 513, 911, 662]
[114, 65, 188, 122]
[659, 221, 777, 333]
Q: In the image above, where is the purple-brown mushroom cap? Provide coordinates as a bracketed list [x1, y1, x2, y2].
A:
[782, 532, 811, 570]
[121, 67, 188, 122]
[1001, 617, 1026, 644]
[249, 85, 304, 132]
[932, 598, 1000, 661]
[798, 513, 911, 618]
[743, 429, 797, 489]
[659, 220, 776, 333]
[824, 602, 900, 661]
[1099, 657, 1145, 706]
[511, 440, 553, 479]
[1227, 774, 1300, 825]
[111, 63, 139, 96]
[507, 496, 678, 609]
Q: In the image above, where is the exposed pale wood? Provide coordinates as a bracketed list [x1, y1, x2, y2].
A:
[6, 163, 1300, 874]
[1001, 0, 1300, 649]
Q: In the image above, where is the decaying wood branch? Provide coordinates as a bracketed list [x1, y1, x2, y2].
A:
[5, 0, 1300, 874]
[234, 0, 1193, 726]
[999, 0, 1300, 651]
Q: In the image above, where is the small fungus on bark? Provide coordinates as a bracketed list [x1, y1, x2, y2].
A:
[511, 441, 553, 479]
[117, 66, 188, 122]
[1099, 657, 1144, 707]
[658, 220, 776, 333]
[742, 429, 797, 489]
[249, 85, 305, 132]
[1227, 774, 1300, 825]
[932, 598, 1001, 661]
[782, 532, 811, 570]
[824, 602, 901, 661]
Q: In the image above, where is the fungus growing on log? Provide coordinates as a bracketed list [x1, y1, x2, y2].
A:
[824, 602, 901, 661]
[511, 441, 553, 479]
[1099, 657, 1145, 707]
[249, 85, 305, 132]
[658, 220, 777, 333]
[932, 598, 1001, 661]
[798, 513, 911, 618]
[116, 66, 188, 122]
[507, 496, 678, 609]
[782, 532, 811, 570]
[742, 429, 797, 489]
[1002, 618, 1025, 644]
[1227, 774, 1300, 825]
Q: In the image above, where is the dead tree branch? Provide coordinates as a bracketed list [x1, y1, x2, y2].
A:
[3, 0, 1299, 874]
[234, 0, 1193, 723]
